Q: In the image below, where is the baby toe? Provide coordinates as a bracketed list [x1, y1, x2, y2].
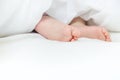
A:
[102, 28, 111, 42]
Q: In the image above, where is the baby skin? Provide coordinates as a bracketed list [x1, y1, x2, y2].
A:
[35, 16, 111, 42]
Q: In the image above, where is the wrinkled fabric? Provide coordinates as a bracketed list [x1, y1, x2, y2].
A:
[47, 0, 120, 32]
[0, 0, 120, 37]
[0, 0, 52, 37]
[46, 0, 76, 24]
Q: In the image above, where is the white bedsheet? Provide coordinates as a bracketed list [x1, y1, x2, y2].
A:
[0, 33, 120, 80]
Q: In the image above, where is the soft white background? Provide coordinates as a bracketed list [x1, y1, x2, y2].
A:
[0, 33, 120, 80]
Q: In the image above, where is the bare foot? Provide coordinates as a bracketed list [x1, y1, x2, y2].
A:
[71, 26, 111, 42]
[35, 16, 74, 42]
[69, 16, 111, 41]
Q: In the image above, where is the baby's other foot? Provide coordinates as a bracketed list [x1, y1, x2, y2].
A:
[71, 26, 111, 42]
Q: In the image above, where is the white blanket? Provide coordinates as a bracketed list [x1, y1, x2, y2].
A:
[0, 0, 52, 37]
[47, 0, 120, 32]
[0, 33, 120, 80]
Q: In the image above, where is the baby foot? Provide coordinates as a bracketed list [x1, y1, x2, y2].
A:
[70, 26, 111, 41]
[35, 16, 73, 42]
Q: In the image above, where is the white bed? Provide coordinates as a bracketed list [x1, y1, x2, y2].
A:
[0, 32, 120, 80]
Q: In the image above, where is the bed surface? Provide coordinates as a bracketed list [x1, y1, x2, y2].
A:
[0, 32, 120, 80]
